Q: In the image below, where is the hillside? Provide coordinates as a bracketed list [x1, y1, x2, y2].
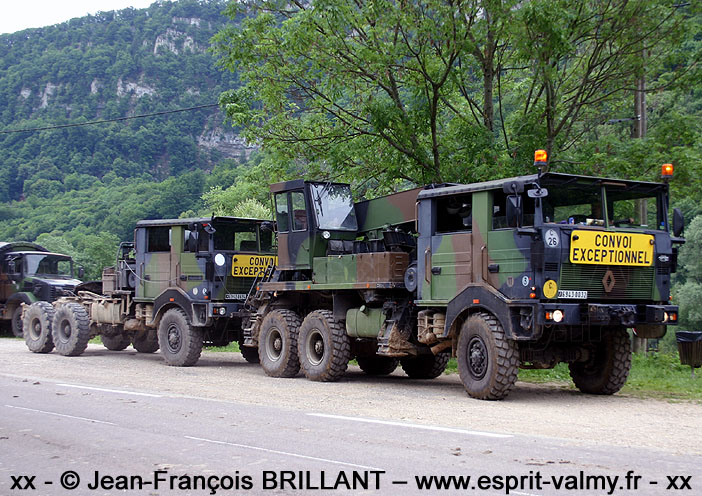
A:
[0, 0, 250, 273]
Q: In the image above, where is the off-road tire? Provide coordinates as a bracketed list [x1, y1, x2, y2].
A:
[52, 303, 91, 356]
[357, 355, 400, 376]
[101, 333, 131, 351]
[11, 306, 24, 337]
[259, 309, 301, 377]
[132, 330, 159, 353]
[157, 308, 203, 367]
[298, 310, 350, 382]
[457, 312, 519, 400]
[400, 352, 450, 379]
[569, 326, 631, 395]
[239, 340, 260, 364]
[23, 302, 55, 353]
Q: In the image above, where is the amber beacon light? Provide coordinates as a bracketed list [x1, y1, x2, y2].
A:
[661, 163, 674, 179]
[534, 149, 548, 166]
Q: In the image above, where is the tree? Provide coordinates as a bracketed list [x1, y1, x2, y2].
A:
[674, 215, 702, 330]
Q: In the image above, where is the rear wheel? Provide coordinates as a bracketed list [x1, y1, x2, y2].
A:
[101, 333, 131, 351]
[298, 310, 350, 382]
[157, 308, 203, 367]
[11, 306, 24, 337]
[52, 303, 91, 356]
[400, 352, 449, 379]
[457, 312, 519, 400]
[239, 339, 260, 364]
[259, 309, 301, 377]
[132, 330, 159, 353]
[23, 302, 55, 353]
[357, 355, 399, 376]
[569, 326, 631, 395]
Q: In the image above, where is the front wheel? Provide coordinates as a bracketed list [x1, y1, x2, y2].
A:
[298, 310, 350, 382]
[258, 310, 301, 377]
[569, 326, 631, 395]
[157, 308, 203, 366]
[457, 313, 519, 400]
[52, 303, 91, 356]
[11, 306, 24, 337]
[101, 333, 131, 351]
[357, 355, 399, 376]
[239, 339, 260, 364]
[23, 302, 55, 353]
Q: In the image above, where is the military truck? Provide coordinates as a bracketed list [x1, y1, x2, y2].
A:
[0, 242, 81, 337]
[245, 159, 683, 399]
[23, 216, 276, 366]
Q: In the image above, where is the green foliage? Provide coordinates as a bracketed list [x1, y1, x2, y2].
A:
[674, 216, 702, 329]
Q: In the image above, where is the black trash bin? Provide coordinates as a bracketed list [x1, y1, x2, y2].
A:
[675, 331, 702, 377]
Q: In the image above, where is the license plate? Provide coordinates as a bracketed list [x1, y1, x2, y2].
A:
[231, 255, 277, 277]
[557, 290, 587, 299]
[570, 231, 653, 266]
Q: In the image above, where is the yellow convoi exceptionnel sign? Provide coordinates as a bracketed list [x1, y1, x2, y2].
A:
[231, 255, 277, 277]
[570, 230, 653, 266]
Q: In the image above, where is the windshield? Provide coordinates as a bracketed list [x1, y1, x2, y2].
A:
[310, 183, 358, 231]
[25, 254, 74, 278]
[541, 183, 663, 229]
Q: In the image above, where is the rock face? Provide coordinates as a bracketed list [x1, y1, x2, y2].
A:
[198, 129, 258, 160]
[153, 28, 198, 55]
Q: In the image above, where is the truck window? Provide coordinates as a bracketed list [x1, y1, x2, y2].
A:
[436, 194, 472, 233]
[309, 183, 357, 231]
[147, 227, 171, 252]
[492, 191, 535, 229]
[291, 191, 308, 231]
[275, 193, 290, 233]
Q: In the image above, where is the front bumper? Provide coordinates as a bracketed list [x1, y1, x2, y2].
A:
[537, 303, 678, 327]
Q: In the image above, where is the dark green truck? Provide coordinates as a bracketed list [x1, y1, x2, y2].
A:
[23, 216, 275, 366]
[0, 242, 81, 337]
[245, 170, 683, 399]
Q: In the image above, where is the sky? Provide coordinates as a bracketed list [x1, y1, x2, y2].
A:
[0, 0, 158, 34]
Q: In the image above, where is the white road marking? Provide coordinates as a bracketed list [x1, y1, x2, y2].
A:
[308, 413, 513, 439]
[185, 436, 383, 471]
[57, 383, 162, 398]
[4, 405, 115, 425]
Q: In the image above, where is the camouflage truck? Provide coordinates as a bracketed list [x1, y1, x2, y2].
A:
[245, 162, 683, 399]
[23, 216, 276, 366]
[0, 242, 81, 337]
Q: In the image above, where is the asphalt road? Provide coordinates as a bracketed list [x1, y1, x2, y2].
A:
[0, 337, 700, 496]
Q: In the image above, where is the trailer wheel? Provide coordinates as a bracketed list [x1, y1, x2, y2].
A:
[357, 355, 399, 376]
[158, 308, 203, 367]
[52, 303, 91, 356]
[11, 306, 25, 337]
[569, 326, 631, 395]
[457, 312, 519, 400]
[298, 310, 350, 382]
[132, 330, 159, 353]
[400, 352, 449, 379]
[259, 309, 301, 377]
[239, 339, 260, 364]
[101, 333, 131, 351]
[23, 302, 55, 353]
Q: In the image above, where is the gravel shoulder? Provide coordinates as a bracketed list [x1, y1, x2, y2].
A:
[2, 338, 700, 455]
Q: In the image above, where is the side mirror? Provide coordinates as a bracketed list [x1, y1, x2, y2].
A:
[673, 208, 684, 237]
[260, 221, 275, 232]
[186, 232, 199, 252]
[78, 266, 85, 279]
[527, 187, 548, 198]
[506, 195, 523, 228]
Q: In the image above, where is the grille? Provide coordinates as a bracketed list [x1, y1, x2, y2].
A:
[544, 262, 559, 272]
[559, 263, 654, 299]
[225, 276, 255, 299]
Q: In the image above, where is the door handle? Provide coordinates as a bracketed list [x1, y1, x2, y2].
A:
[424, 247, 431, 284]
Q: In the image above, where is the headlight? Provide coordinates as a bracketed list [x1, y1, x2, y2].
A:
[322, 230, 331, 239]
[553, 309, 564, 323]
[214, 253, 225, 266]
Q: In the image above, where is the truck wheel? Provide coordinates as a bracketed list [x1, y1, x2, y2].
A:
[101, 333, 131, 351]
[457, 312, 519, 400]
[298, 310, 350, 382]
[357, 355, 399, 376]
[400, 352, 449, 379]
[52, 303, 91, 356]
[23, 302, 55, 353]
[157, 308, 203, 367]
[259, 309, 301, 377]
[569, 326, 631, 395]
[239, 339, 260, 364]
[11, 306, 24, 337]
[132, 330, 159, 353]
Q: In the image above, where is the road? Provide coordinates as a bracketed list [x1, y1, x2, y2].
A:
[0, 337, 700, 495]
